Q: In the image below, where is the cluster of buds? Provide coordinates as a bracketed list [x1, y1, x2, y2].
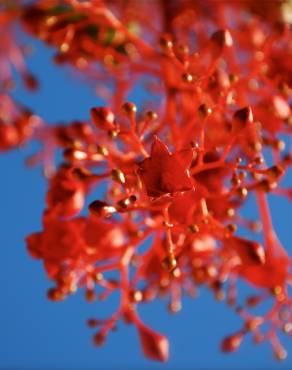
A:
[1, 0, 292, 363]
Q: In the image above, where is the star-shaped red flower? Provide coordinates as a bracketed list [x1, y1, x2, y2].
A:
[138, 136, 194, 197]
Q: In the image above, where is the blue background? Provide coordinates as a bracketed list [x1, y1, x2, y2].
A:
[0, 32, 291, 369]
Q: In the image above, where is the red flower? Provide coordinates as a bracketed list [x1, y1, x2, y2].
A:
[2, 0, 292, 363]
[26, 216, 125, 284]
[138, 136, 194, 197]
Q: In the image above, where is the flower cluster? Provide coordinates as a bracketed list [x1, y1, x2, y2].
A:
[1, 0, 292, 363]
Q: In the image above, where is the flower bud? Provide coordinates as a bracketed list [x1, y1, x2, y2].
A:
[273, 96, 290, 119]
[232, 106, 253, 133]
[236, 187, 248, 198]
[162, 254, 177, 272]
[245, 295, 263, 307]
[122, 102, 137, 116]
[145, 111, 158, 121]
[129, 290, 143, 303]
[111, 169, 126, 184]
[181, 72, 193, 83]
[274, 346, 287, 361]
[137, 324, 169, 362]
[265, 165, 284, 180]
[168, 301, 182, 313]
[93, 332, 106, 347]
[221, 332, 243, 352]
[22, 72, 38, 91]
[63, 148, 88, 161]
[159, 35, 173, 51]
[89, 200, 116, 217]
[228, 237, 265, 265]
[90, 107, 115, 130]
[198, 104, 212, 119]
[210, 29, 233, 55]
[0, 124, 19, 150]
[85, 289, 96, 302]
[47, 288, 65, 301]
[117, 195, 137, 209]
[86, 319, 101, 328]
[244, 317, 263, 331]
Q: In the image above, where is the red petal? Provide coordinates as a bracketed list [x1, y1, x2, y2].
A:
[173, 148, 194, 169]
[26, 232, 43, 259]
[151, 136, 170, 157]
[44, 259, 59, 278]
[239, 260, 288, 288]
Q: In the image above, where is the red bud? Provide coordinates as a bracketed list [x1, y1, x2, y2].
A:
[232, 106, 253, 133]
[221, 332, 243, 352]
[88, 200, 116, 217]
[137, 324, 169, 362]
[210, 29, 233, 55]
[0, 124, 19, 150]
[272, 96, 290, 119]
[90, 107, 115, 130]
[227, 236, 265, 265]
[22, 72, 39, 91]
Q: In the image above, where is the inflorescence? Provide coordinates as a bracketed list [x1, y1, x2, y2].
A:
[1, 0, 292, 362]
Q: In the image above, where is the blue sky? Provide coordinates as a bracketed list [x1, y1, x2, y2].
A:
[0, 31, 291, 370]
